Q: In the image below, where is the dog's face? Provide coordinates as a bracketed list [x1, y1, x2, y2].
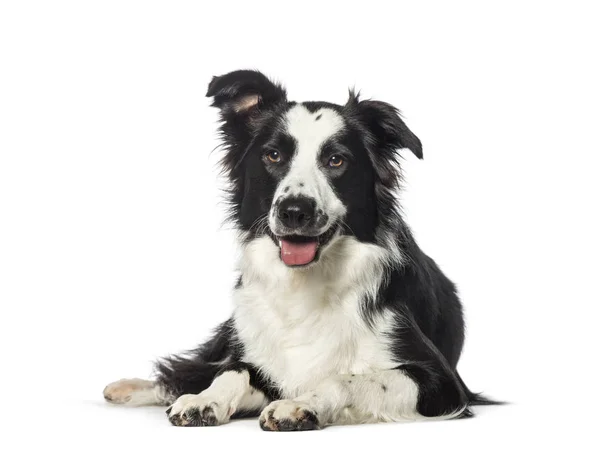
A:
[207, 70, 422, 267]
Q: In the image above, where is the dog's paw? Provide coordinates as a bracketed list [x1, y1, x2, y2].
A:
[103, 378, 154, 404]
[259, 400, 320, 431]
[166, 393, 231, 427]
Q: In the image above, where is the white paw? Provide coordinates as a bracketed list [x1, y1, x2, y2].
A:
[259, 399, 320, 431]
[103, 378, 154, 405]
[166, 393, 232, 427]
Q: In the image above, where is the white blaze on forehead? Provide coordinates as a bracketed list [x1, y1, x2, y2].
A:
[286, 105, 344, 154]
[271, 104, 346, 226]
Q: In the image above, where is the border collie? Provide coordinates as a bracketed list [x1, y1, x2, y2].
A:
[104, 70, 497, 430]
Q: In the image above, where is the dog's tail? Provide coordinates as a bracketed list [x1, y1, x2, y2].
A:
[457, 372, 506, 408]
[468, 391, 505, 406]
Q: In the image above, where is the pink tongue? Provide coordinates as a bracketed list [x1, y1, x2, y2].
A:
[280, 239, 318, 266]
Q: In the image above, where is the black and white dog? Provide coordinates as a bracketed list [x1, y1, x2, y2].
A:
[104, 70, 497, 430]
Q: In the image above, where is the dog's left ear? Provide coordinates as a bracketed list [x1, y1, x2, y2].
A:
[206, 70, 287, 117]
[351, 95, 423, 160]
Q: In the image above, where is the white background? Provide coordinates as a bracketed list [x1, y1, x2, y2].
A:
[1, 1, 598, 461]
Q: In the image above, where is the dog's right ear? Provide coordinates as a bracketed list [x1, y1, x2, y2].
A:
[206, 70, 287, 117]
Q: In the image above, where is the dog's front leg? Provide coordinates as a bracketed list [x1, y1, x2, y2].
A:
[259, 370, 421, 431]
[167, 365, 267, 427]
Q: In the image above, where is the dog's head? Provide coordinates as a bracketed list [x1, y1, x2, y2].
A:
[207, 70, 422, 267]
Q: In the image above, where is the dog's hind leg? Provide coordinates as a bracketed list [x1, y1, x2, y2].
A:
[103, 378, 173, 406]
[103, 356, 223, 407]
[104, 319, 236, 407]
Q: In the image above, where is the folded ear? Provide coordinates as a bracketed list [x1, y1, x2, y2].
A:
[206, 70, 287, 116]
[354, 97, 423, 160]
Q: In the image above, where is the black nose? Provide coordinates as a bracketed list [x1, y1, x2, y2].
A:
[277, 196, 316, 229]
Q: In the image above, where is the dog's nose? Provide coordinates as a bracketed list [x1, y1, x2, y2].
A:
[277, 196, 316, 229]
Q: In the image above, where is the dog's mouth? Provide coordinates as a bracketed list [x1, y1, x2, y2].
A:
[276, 226, 337, 267]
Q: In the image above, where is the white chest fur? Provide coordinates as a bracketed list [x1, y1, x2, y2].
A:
[233, 235, 400, 398]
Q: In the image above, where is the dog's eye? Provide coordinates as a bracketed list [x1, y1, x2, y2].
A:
[265, 151, 281, 164]
[328, 155, 344, 168]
